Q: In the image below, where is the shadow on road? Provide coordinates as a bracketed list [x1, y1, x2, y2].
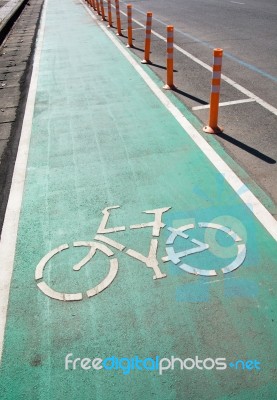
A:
[216, 132, 276, 164]
[173, 87, 208, 105]
[150, 62, 178, 72]
[132, 45, 144, 52]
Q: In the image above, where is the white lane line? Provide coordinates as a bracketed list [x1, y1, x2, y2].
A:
[83, 1, 277, 242]
[230, 1, 245, 4]
[0, 0, 48, 363]
[108, 3, 277, 117]
[192, 98, 255, 111]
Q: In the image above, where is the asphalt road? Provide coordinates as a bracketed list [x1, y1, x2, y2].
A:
[125, 0, 277, 105]
[117, 0, 277, 212]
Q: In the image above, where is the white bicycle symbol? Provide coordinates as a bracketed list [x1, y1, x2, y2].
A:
[35, 206, 246, 301]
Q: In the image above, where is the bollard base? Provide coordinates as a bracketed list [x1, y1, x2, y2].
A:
[141, 59, 152, 64]
[126, 44, 133, 48]
[203, 125, 223, 134]
[116, 32, 122, 36]
[163, 84, 176, 90]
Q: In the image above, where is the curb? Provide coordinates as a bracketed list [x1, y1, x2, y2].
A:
[0, 0, 29, 45]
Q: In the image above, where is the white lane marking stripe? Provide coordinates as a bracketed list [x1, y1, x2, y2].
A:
[231, 2, 245, 4]
[110, 3, 277, 116]
[83, 0, 277, 242]
[192, 98, 256, 110]
[0, 0, 48, 363]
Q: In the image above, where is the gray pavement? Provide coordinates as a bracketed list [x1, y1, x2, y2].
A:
[117, 0, 277, 210]
[0, 0, 44, 234]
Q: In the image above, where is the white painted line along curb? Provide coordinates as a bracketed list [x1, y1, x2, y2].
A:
[82, 0, 277, 242]
[0, 0, 48, 363]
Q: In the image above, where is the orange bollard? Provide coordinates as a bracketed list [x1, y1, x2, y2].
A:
[107, 0, 113, 27]
[163, 26, 175, 90]
[95, 0, 100, 15]
[141, 12, 152, 64]
[115, 0, 122, 36]
[100, 0, 106, 20]
[126, 5, 133, 47]
[203, 48, 224, 134]
[99, 0, 106, 20]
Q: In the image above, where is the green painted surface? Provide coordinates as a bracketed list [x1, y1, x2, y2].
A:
[0, 0, 277, 399]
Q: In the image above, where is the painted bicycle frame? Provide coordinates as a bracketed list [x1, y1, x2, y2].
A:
[35, 206, 246, 301]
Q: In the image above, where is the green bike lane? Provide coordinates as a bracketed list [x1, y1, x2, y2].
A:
[0, 0, 277, 399]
